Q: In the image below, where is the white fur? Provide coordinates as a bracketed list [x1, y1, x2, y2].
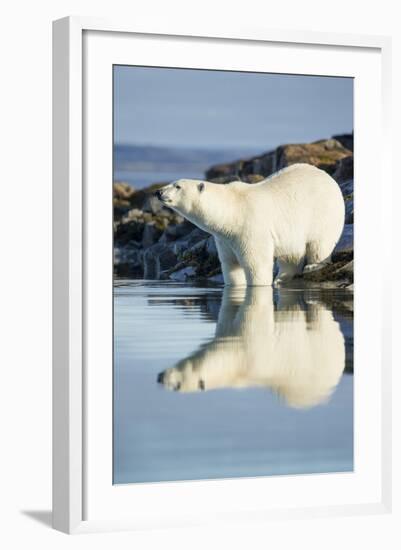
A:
[158, 163, 345, 286]
[158, 287, 345, 409]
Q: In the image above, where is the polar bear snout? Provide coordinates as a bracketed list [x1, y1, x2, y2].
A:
[154, 187, 173, 204]
[157, 361, 205, 393]
[157, 369, 183, 391]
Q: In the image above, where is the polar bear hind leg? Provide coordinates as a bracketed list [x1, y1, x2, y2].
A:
[215, 237, 246, 286]
[303, 239, 334, 274]
[274, 259, 303, 286]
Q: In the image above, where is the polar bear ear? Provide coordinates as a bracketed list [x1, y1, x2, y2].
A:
[198, 182, 205, 193]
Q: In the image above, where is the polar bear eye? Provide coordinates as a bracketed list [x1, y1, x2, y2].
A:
[198, 182, 205, 193]
[175, 184, 181, 190]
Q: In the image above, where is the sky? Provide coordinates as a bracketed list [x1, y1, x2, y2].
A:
[114, 65, 353, 152]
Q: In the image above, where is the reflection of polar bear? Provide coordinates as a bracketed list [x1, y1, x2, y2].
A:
[156, 164, 345, 286]
[157, 287, 345, 409]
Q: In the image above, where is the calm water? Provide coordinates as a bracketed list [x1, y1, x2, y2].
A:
[113, 281, 353, 484]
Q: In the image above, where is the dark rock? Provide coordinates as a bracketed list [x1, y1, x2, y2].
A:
[142, 223, 163, 248]
[243, 174, 266, 184]
[334, 224, 353, 255]
[333, 155, 354, 185]
[114, 245, 143, 277]
[206, 236, 218, 256]
[143, 243, 178, 279]
[207, 175, 243, 184]
[208, 273, 224, 284]
[114, 245, 140, 266]
[161, 220, 195, 242]
[179, 228, 209, 250]
[340, 179, 354, 198]
[169, 266, 197, 281]
[303, 259, 353, 284]
[114, 219, 144, 245]
[164, 235, 221, 281]
[332, 133, 353, 152]
[206, 161, 242, 181]
[345, 197, 354, 224]
[332, 224, 353, 263]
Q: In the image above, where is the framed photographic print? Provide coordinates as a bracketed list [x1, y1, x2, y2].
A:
[52, 16, 392, 534]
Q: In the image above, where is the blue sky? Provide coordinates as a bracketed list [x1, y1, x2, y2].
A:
[114, 65, 353, 151]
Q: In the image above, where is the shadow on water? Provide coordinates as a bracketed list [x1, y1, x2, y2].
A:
[156, 286, 351, 409]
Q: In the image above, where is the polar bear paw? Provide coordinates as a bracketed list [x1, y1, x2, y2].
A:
[303, 262, 328, 274]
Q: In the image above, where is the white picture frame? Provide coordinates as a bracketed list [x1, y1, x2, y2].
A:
[52, 16, 392, 534]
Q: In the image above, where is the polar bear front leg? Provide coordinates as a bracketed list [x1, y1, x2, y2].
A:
[240, 246, 275, 287]
[215, 237, 247, 286]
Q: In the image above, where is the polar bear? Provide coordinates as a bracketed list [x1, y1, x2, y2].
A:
[157, 287, 346, 409]
[155, 163, 345, 286]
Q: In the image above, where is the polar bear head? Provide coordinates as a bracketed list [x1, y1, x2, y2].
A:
[157, 357, 205, 392]
[154, 178, 236, 234]
[155, 179, 207, 220]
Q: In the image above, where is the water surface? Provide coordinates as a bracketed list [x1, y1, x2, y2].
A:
[113, 281, 353, 484]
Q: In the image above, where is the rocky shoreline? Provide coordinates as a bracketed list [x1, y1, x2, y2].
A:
[114, 134, 354, 287]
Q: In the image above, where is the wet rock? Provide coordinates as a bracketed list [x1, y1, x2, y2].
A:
[341, 181, 354, 199]
[171, 240, 191, 256]
[142, 223, 163, 248]
[114, 244, 143, 277]
[114, 245, 140, 266]
[345, 197, 354, 224]
[179, 228, 209, 250]
[161, 220, 195, 242]
[303, 259, 353, 284]
[143, 243, 178, 279]
[169, 266, 197, 281]
[333, 224, 353, 261]
[208, 273, 224, 284]
[163, 234, 221, 282]
[206, 236, 218, 256]
[337, 260, 354, 274]
[302, 224, 354, 285]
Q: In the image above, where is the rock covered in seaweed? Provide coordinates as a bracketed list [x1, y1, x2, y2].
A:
[205, 137, 352, 183]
